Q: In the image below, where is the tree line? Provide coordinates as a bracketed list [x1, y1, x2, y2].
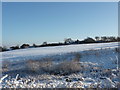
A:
[0, 36, 120, 52]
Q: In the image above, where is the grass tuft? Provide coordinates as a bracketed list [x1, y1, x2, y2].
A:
[27, 52, 82, 75]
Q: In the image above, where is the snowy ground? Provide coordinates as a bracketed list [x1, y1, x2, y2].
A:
[0, 42, 120, 88]
[1, 42, 119, 61]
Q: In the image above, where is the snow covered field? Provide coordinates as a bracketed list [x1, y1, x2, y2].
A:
[0, 42, 120, 88]
[1, 42, 119, 61]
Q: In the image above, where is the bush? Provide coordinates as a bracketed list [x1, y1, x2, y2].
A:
[27, 59, 52, 73]
[115, 47, 120, 53]
[27, 52, 82, 75]
[52, 60, 81, 75]
[83, 37, 96, 43]
[20, 44, 30, 49]
[2, 46, 8, 52]
[10, 45, 19, 50]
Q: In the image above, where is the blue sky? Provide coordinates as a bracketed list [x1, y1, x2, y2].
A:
[2, 2, 118, 46]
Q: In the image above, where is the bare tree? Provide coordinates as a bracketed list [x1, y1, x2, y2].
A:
[95, 36, 100, 41]
[64, 38, 73, 44]
[42, 42, 47, 45]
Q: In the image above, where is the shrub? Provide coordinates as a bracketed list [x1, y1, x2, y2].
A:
[27, 58, 52, 73]
[10, 45, 19, 50]
[52, 60, 81, 75]
[20, 44, 30, 49]
[83, 37, 96, 43]
[49, 52, 81, 75]
[115, 47, 120, 53]
[27, 59, 81, 75]
[27, 53, 82, 75]
[2, 46, 8, 52]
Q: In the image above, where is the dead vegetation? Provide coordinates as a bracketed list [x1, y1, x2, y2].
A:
[27, 52, 82, 75]
[52, 60, 81, 75]
[115, 47, 120, 53]
[2, 61, 10, 72]
[27, 58, 52, 73]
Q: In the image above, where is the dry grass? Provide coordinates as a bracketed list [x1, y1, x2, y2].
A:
[82, 49, 101, 57]
[115, 47, 120, 53]
[27, 52, 82, 75]
[27, 58, 52, 73]
[117, 82, 120, 88]
[73, 52, 81, 61]
[52, 60, 81, 75]
[2, 61, 10, 72]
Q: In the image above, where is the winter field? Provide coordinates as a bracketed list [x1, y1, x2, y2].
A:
[0, 42, 120, 88]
